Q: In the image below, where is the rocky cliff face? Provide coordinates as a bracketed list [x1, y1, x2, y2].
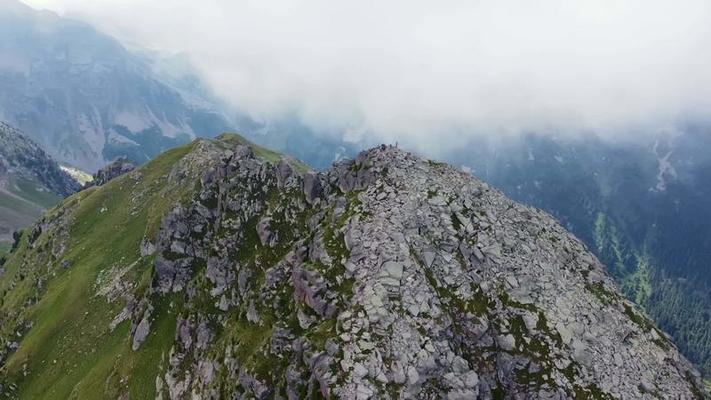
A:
[0, 135, 705, 399]
[91, 157, 136, 187]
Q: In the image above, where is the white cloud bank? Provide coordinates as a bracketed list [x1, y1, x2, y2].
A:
[23, 0, 711, 150]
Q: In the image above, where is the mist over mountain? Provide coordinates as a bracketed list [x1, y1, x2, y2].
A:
[0, 0, 232, 171]
[1, 0, 711, 395]
[23, 0, 711, 150]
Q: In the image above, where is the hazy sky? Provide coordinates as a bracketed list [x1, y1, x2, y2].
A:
[22, 0, 711, 149]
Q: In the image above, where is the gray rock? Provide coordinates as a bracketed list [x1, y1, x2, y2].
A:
[276, 159, 294, 187]
[303, 172, 322, 204]
[140, 238, 156, 256]
[132, 315, 150, 351]
[92, 157, 136, 186]
[66, 140, 703, 399]
[556, 322, 573, 345]
[496, 334, 516, 351]
[382, 261, 404, 280]
[256, 217, 274, 247]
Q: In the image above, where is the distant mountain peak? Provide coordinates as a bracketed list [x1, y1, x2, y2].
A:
[0, 2, 234, 171]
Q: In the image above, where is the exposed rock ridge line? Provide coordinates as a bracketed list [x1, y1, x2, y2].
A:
[0, 137, 704, 399]
[147, 142, 704, 399]
[91, 157, 137, 186]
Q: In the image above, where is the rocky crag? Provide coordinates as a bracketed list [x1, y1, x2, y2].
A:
[90, 157, 137, 187]
[0, 134, 705, 399]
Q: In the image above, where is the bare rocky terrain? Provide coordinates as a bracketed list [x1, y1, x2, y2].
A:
[0, 135, 705, 399]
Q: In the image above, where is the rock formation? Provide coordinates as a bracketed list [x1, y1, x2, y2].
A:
[91, 157, 137, 186]
[0, 135, 705, 399]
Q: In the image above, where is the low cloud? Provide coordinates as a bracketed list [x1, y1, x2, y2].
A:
[24, 0, 711, 151]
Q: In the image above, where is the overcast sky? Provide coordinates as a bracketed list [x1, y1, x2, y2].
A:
[23, 0, 711, 148]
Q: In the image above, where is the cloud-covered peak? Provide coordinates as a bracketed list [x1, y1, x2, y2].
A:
[22, 0, 711, 149]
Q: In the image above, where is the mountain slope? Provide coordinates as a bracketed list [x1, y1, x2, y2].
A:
[0, 0, 233, 171]
[0, 135, 704, 399]
[255, 126, 711, 378]
[447, 129, 711, 376]
[0, 122, 80, 250]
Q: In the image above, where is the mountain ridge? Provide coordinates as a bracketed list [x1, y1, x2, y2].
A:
[0, 121, 80, 247]
[0, 134, 705, 399]
[446, 130, 711, 376]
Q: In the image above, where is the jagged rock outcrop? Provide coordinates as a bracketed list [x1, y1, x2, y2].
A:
[0, 136, 705, 399]
[142, 141, 707, 399]
[91, 157, 137, 186]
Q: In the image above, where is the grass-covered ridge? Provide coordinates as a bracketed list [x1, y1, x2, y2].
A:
[0, 132, 318, 399]
[0, 139, 208, 399]
[217, 132, 311, 173]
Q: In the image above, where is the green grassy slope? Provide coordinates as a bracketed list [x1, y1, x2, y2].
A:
[0, 192, 45, 218]
[0, 134, 307, 399]
[0, 177, 63, 243]
[7, 176, 62, 209]
[0, 193, 45, 244]
[0, 141, 200, 399]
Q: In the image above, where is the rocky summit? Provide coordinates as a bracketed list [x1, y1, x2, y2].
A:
[0, 134, 705, 399]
